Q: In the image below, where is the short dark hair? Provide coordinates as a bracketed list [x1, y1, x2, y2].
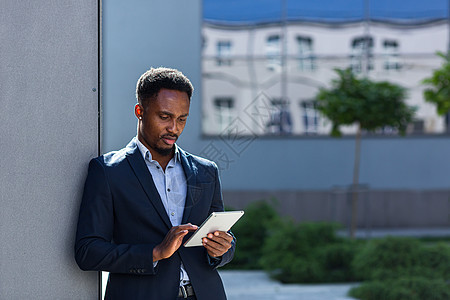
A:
[136, 67, 194, 107]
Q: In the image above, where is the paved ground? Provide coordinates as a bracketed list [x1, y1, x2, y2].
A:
[220, 270, 358, 300]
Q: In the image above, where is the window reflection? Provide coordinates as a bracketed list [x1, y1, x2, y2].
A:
[297, 36, 315, 71]
[202, 1, 449, 136]
[266, 35, 281, 71]
[217, 41, 232, 66]
[350, 36, 373, 73]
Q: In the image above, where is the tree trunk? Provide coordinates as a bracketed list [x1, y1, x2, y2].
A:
[350, 125, 362, 239]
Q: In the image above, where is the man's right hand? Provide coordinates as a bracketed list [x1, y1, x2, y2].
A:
[153, 223, 198, 262]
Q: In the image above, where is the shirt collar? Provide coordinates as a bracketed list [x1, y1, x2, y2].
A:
[135, 137, 180, 164]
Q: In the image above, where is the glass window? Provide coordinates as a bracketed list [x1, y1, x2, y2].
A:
[350, 36, 373, 73]
[383, 40, 401, 70]
[297, 36, 315, 71]
[300, 101, 319, 135]
[216, 41, 232, 66]
[214, 97, 235, 132]
[266, 35, 281, 70]
[266, 99, 292, 134]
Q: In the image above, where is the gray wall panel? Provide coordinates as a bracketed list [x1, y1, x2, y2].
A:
[216, 136, 450, 190]
[1, 0, 98, 298]
[223, 190, 450, 228]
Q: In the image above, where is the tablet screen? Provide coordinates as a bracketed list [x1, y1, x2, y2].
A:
[184, 211, 244, 247]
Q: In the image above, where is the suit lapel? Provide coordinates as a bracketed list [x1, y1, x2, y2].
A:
[180, 149, 201, 224]
[125, 139, 172, 230]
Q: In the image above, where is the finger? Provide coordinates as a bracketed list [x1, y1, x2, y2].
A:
[168, 231, 189, 247]
[203, 239, 222, 256]
[203, 239, 230, 257]
[203, 237, 230, 252]
[208, 236, 231, 248]
[208, 232, 233, 244]
[178, 229, 189, 236]
[178, 224, 198, 231]
[211, 231, 233, 241]
[165, 229, 189, 244]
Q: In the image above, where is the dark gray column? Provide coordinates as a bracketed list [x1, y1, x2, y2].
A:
[0, 0, 99, 298]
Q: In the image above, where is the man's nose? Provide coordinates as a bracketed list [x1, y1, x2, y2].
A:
[167, 119, 178, 133]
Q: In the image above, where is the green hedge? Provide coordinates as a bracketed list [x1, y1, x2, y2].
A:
[224, 199, 281, 269]
[352, 236, 423, 280]
[259, 219, 360, 283]
[225, 199, 450, 299]
[349, 277, 450, 300]
[350, 237, 450, 300]
[352, 237, 450, 281]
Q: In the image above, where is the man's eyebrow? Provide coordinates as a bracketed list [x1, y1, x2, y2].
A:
[159, 111, 189, 117]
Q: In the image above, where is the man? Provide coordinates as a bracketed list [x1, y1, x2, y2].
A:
[75, 67, 235, 300]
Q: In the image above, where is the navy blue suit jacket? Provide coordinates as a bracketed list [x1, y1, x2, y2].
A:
[75, 138, 235, 299]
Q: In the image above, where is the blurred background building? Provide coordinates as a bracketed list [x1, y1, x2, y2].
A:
[202, 1, 448, 135]
[103, 0, 450, 230]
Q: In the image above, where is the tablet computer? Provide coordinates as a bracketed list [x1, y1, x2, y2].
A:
[184, 211, 244, 247]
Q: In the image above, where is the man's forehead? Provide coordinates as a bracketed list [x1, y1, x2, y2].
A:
[152, 95, 190, 114]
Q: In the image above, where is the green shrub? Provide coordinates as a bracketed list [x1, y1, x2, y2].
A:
[350, 237, 450, 299]
[349, 281, 400, 300]
[395, 277, 450, 300]
[349, 277, 450, 300]
[224, 199, 281, 269]
[352, 237, 450, 281]
[316, 242, 361, 282]
[259, 220, 357, 283]
[420, 242, 450, 280]
[226, 198, 450, 294]
[352, 237, 422, 280]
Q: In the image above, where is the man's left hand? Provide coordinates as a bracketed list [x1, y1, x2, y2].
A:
[202, 231, 233, 258]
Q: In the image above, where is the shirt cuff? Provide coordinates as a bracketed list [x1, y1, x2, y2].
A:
[207, 253, 222, 267]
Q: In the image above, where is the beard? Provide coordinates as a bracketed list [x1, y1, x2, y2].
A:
[154, 145, 174, 157]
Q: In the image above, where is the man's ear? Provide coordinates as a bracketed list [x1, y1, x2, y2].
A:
[135, 103, 143, 120]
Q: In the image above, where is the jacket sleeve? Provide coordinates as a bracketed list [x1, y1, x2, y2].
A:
[206, 162, 236, 269]
[74, 158, 157, 275]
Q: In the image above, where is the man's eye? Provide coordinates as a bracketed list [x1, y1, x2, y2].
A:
[160, 116, 169, 120]
[179, 118, 186, 123]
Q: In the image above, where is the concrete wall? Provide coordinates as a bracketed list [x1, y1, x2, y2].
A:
[0, 0, 99, 298]
[211, 136, 450, 190]
[224, 190, 450, 228]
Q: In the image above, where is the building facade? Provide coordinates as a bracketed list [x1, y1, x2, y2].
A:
[198, 1, 450, 229]
[202, 19, 448, 136]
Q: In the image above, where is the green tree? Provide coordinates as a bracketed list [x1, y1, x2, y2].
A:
[316, 68, 415, 238]
[423, 52, 450, 126]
